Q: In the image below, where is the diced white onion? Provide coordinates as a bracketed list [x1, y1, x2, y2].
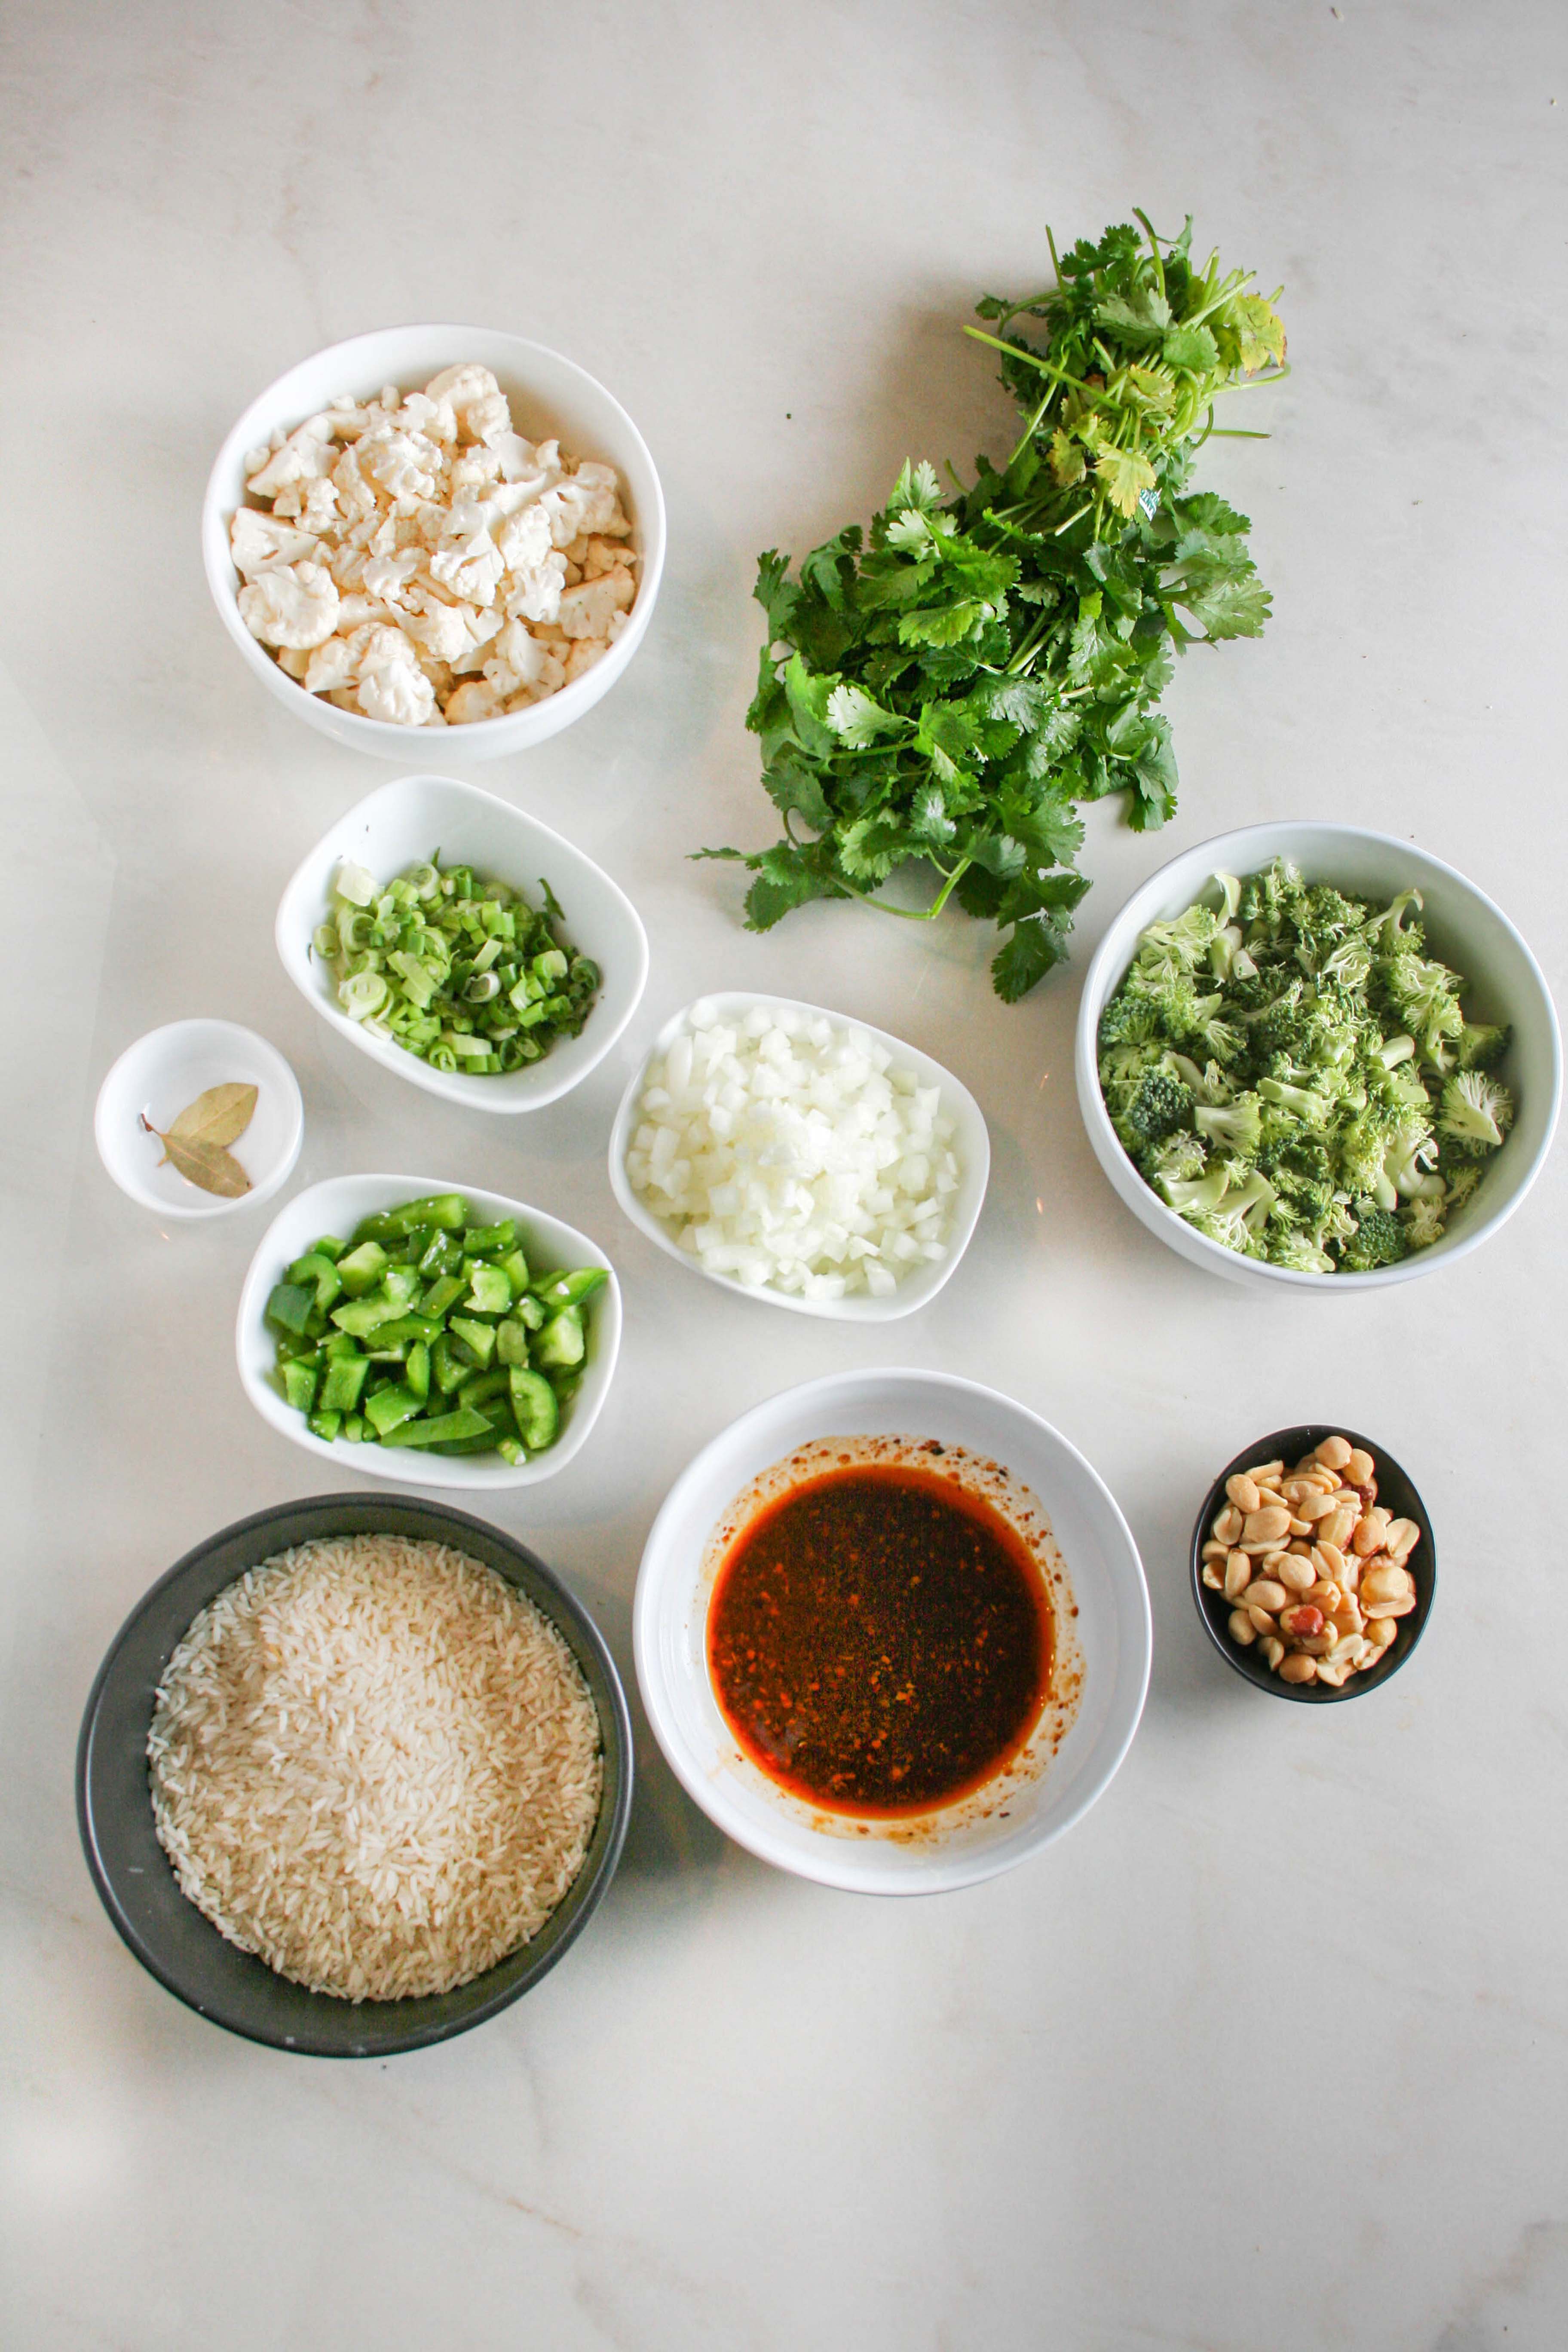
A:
[625, 1003, 963, 1297]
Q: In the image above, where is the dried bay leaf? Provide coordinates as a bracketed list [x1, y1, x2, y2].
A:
[140, 1081, 258, 1197]
[165, 1082, 257, 1149]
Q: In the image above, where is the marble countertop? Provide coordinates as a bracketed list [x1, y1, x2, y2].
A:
[4, 4, 1566, 2346]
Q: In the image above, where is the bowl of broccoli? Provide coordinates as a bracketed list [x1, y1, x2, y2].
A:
[1074, 823, 1561, 1289]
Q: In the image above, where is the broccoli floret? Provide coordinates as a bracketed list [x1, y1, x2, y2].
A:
[1444, 1162, 1482, 1210]
[1258, 1074, 1332, 1127]
[1438, 1069, 1514, 1155]
[1378, 949, 1465, 1069]
[1402, 1194, 1448, 1250]
[1157, 1166, 1231, 1218]
[1384, 1120, 1442, 1201]
[1144, 1129, 1209, 1185]
[1098, 984, 1162, 1051]
[1237, 857, 1302, 933]
[1457, 1020, 1510, 1072]
[1186, 1169, 1277, 1257]
[1118, 1069, 1194, 1148]
[1193, 1090, 1263, 1161]
[1267, 1230, 1336, 1274]
[1340, 1202, 1409, 1271]
[1363, 887, 1424, 948]
[1134, 902, 1219, 984]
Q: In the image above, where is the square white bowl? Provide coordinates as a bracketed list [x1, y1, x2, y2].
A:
[276, 772, 648, 1112]
[1075, 822, 1562, 1292]
[202, 325, 665, 759]
[606, 992, 991, 1321]
[236, 1173, 621, 1489]
[634, 1368, 1151, 1894]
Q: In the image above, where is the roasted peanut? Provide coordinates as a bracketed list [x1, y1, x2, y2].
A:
[1226, 1473, 1262, 1514]
[1385, 1518, 1421, 1564]
[1260, 1637, 1285, 1670]
[1296, 1490, 1338, 1522]
[1279, 1652, 1318, 1684]
[1278, 1556, 1317, 1593]
[1201, 1537, 1230, 1563]
[1314, 1434, 1353, 1471]
[1223, 1554, 1253, 1601]
[1361, 1564, 1411, 1606]
[1366, 1618, 1396, 1648]
[1201, 1561, 1223, 1589]
[1246, 1603, 1277, 1635]
[1281, 1604, 1325, 1638]
[1214, 1504, 1244, 1546]
[1242, 1506, 1292, 1546]
[1353, 1508, 1391, 1558]
[1346, 1448, 1375, 1487]
[1242, 1460, 1283, 1485]
[1246, 1580, 1288, 1614]
[1320, 1506, 1358, 1550]
[1229, 1608, 1257, 1646]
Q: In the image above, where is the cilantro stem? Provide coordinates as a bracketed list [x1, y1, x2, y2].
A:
[833, 857, 973, 923]
[963, 325, 1093, 393]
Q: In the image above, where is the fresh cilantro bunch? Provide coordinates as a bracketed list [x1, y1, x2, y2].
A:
[702, 214, 1289, 1000]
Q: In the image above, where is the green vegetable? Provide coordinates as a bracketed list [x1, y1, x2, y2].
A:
[268, 1194, 608, 1457]
[1098, 858, 1515, 1271]
[701, 212, 1286, 997]
[318, 856, 600, 1072]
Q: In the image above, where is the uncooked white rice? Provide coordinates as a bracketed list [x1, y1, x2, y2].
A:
[147, 1534, 603, 2003]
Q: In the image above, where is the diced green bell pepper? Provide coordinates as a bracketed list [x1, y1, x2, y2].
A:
[466, 1263, 512, 1315]
[282, 1358, 318, 1412]
[496, 1317, 532, 1368]
[378, 1405, 493, 1448]
[335, 1240, 389, 1298]
[429, 1334, 467, 1394]
[364, 1384, 424, 1437]
[448, 1316, 496, 1367]
[531, 1266, 608, 1313]
[508, 1368, 560, 1451]
[406, 1340, 430, 1402]
[331, 1293, 404, 1338]
[353, 1194, 468, 1245]
[265, 1281, 316, 1338]
[535, 1309, 585, 1370]
[462, 1219, 516, 1255]
[320, 1353, 371, 1414]
[308, 1409, 343, 1442]
[286, 1251, 343, 1313]
[419, 1272, 466, 1320]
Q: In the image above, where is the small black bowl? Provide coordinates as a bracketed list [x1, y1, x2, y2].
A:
[1190, 1425, 1436, 1703]
[77, 1493, 633, 2056]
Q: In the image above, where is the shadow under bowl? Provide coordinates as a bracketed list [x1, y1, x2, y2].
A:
[77, 1492, 633, 2055]
[1189, 1425, 1436, 1703]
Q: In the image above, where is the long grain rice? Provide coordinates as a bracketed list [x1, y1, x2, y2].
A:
[147, 1534, 603, 2003]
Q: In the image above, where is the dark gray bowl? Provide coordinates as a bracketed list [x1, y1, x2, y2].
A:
[77, 1492, 633, 2056]
[1190, 1425, 1436, 1704]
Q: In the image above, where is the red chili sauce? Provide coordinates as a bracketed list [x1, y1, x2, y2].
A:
[706, 1462, 1054, 1817]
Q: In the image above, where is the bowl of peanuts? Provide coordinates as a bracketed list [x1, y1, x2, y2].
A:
[1190, 1427, 1434, 1701]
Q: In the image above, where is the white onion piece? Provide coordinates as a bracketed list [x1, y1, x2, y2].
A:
[625, 1002, 961, 1298]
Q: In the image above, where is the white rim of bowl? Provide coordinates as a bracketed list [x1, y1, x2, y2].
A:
[202, 324, 667, 746]
[606, 992, 992, 1320]
[1075, 821, 1563, 1290]
[633, 1366, 1152, 1894]
[273, 771, 649, 1112]
[94, 1020, 304, 1221]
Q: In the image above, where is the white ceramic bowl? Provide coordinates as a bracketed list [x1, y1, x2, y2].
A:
[276, 772, 648, 1113]
[202, 325, 666, 759]
[95, 1020, 303, 1221]
[635, 1368, 1151, 1894]
[607, 992, 991, 1322]
[1076, 823, 1562, 1292]
[236, 1173, 621, 1489]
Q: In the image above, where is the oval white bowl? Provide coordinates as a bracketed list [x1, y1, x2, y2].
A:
[606, 992, 991, 1322]
[236, 1173, 621, 1489]
[202, 325, 666, 759]
[95, 1020, 303, 1221]
[1075, 822, 1562, 1292]
[634, 1368, 1151, 1895]
[276, 772, 648, 1113]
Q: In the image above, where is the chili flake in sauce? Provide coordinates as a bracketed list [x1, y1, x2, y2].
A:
[706, 1462, 1054, 1816]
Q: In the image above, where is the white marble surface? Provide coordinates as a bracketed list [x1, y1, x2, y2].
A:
[4, 4, 1567, 2345]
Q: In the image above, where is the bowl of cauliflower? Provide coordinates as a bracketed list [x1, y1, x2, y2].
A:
[202, 327, 665, 757]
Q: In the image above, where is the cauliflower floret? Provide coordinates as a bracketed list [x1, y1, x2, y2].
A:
[358, 652, 435, 726]
[562, 637, 610, 685]
[557, 567, 636, 640]
[445, 679, 505, 725]
[448, 605, 505, 675]
[448, 447, 502, 494]
[496, 501, 554, 574]
[540, 462, 623, 548]
[482, 617, 551, 699]
[246, 415, 336, 499]
[401, 594, 472, 665]
[363, 550, 423, 609]
[429, 530, 505, 606]
[423, 364, 511, 447]
[237, 561, 340, 649]
[275, 645, 313, 680]
[302, 633, 360, 694]
[504, 554, 567, 626]
[331, 442, 380, 522]
[358, 427, 444, 503]
[395, 390, 458, 445]
[582, 534, 635, 579]
[230, 508, 320, 579]
[485, 430, 542, 482]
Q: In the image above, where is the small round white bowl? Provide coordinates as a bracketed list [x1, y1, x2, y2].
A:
[95, 1020, 303, 1221]
[606, 993, 991, 1323]
[276, 771, 648, 1113]
[634, 1368, 1151, 1894]
[1075, 822, 1562, 1292]
[236, 1173, 621, 1489]
[202, 325, 666, 760]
